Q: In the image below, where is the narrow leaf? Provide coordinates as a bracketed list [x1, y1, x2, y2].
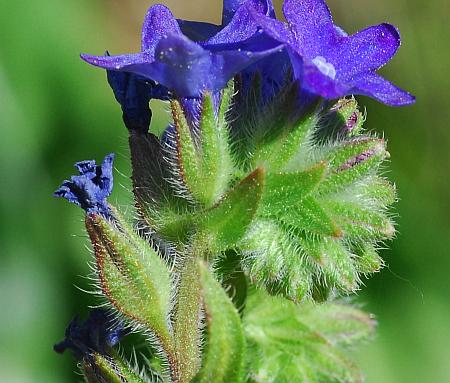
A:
[297, 235, 359, 292]
[172, 100, 202, 200]
[253, 98, 319, 171]
[351, 176, 397, 207]
[172, 94, 234, 207]
[196, 168, 264, 252]
[318, 137, 387, 195]
[280, 196, 342, 237]
[172, 256, 203, 383]
[198, 93, 234, 206]
[259, 162, 327, 215]
[317, 97, 365, 141]
[193, 261, 246, 383]
[353, 242, 385, 274]
[240, 219, 312, 302]
[323, 200, 395, 240]
[291, 301, 376, 347]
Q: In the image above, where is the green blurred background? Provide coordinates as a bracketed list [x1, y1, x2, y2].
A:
[0, 0, 448, 381]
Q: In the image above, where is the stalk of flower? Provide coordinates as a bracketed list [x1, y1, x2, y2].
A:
[54, 0, 415, 382]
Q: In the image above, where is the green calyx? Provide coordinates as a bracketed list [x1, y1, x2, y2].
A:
[82, 352, 148, 383]
[130, 82, 395, 302]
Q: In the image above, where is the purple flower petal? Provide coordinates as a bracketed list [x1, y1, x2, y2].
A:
[283, 0, 336, 56]
[223, 0, 247, 25]
[330, 23, 401, 79]
[350, 72, 416, 106]
[75, 160, 96, 175]
[301, 62, 350, 99]
[209, 0, 274, 45]
[126, 35, 217, 97]
[86, 34, 282, 98]
[141, 4, 181, 53]
[247, 3, 293, 44]
[223, 0, 274, 25]
[250, 0, 415, 106]
[83, 2, 284, 100]
[81, 52, 152, 70]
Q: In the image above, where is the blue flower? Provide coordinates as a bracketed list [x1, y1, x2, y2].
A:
[54, 153, 114, 216]
[81, 2, 282, 99]
[54, 309, 127, 360]
[248, 0, 415, 106]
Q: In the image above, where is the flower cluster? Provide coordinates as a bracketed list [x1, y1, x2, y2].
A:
[81, 0, 413, 116]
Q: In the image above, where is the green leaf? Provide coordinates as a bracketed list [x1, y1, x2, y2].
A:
[240, 220, 312, 302]
[353, 242, 385, 274]
[259, 162, 327, 216]
[157, 210, 194, 243]
[214, 250, 248, 313]
[171, 100, 202, 200]
[350, 176, 397, 207]
[279, 195, 342, 237]
[172, 255, 203, 383]
[85, 213, 173, 355]
[198, 92, 234, 206]
[296, 235, 359, 292]
[316, 97, 365, 141]
[217, 81, 233, 127]
[322, 200, 395, 240]
[171, 93, 234, 207]
[193, 261, 246, 383]
[196, 168, 264, 252]
[318, 137, 387, 195]
[287, 300, 376, 347]
[228, 74, 263, 166]
[252, 90, 319, 171]
[244, 290, 375, 383]
[332, 97, 365, 137]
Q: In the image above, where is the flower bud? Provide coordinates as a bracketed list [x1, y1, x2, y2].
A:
[85, 211, 173, 353]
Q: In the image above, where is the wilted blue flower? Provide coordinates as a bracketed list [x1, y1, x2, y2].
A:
[106, 67, 168, 132]
[54, 153, 114, 216]
[81, 2, 281, 99]
[248, 0, 415, 106]
[54, 309, 127, 360]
